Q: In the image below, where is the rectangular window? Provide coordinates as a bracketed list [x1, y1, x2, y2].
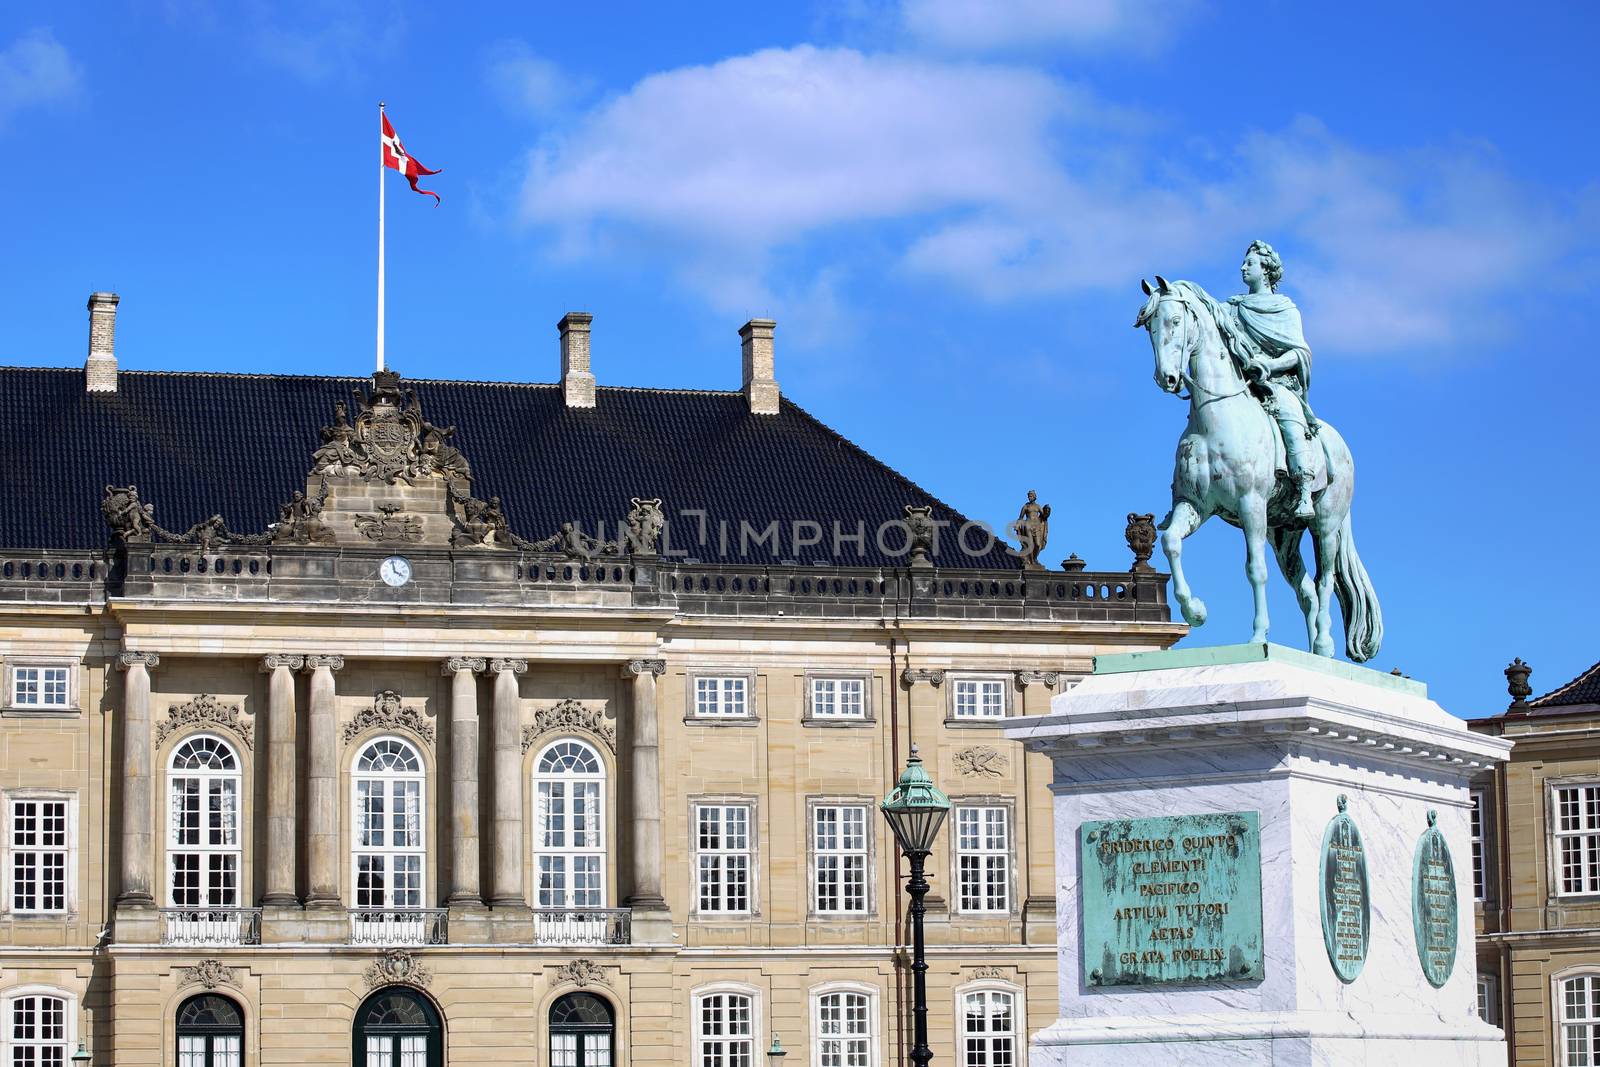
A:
[1555, 784, 1600, 896]
[810, 677, 865, 720]
[815, 991, 872, 1067]
[695, 804, 752, 913]
[953, 679, 1006, 719]
[956, 806, 1011, 913]
[1564, 974, 1600, 1064]
[10, 799, 68, 913]
[10, 666, 69, 708]
[1471, 790, 1487, 901]
[694, 676, 749, 718]
[961, 989, 1016, 1067]
[1476, 973, 1500, 1026]
[814, 805, 868, 914]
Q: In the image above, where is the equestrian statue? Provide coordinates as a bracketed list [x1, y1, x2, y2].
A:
[1133, 240, 1382, 661]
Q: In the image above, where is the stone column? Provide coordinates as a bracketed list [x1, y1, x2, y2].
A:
[444, 657, 486, 906]
[303, 655, 344, 907]
[489, 658, 527, 908]
[625, 658, 671, 940]
[116, 651, 159, 907]
[260, 654, 303, 906]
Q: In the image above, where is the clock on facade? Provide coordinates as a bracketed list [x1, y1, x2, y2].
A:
[379, 556, 412, 587]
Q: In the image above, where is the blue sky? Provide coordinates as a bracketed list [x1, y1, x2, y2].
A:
[3, 1, 1596, 716]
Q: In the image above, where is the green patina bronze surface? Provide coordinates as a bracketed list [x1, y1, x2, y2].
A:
[1412, 810, 1458, 988]
[1093, 641, 1426, 698]
[1080, 811, 1263, 987]
[1134, 244, 1384, 663]
[1318, 794, 1370, 983]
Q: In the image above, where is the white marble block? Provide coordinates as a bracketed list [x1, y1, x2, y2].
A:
[1004, 643, 1511, 1066]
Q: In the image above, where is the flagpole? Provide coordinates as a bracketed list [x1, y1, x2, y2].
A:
[377, 101, 386, 373]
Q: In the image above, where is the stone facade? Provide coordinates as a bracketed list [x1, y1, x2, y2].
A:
[1471, 659, 1600, 1066]
[0, 368, 1185, 1065]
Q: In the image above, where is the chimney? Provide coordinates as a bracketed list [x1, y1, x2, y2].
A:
[85, 291, 120, 393]
[739, 318, 779, 415]
[558, 311, 595, 408]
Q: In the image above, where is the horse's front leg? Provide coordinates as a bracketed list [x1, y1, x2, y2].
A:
[1160, 499, 1209, 627]
[1239, 494, 1271, 643]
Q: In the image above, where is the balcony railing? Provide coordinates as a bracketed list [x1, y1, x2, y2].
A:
[348, 907, 448, 946]
[160, 907, 262, 946]
[532, 907, 631, 945]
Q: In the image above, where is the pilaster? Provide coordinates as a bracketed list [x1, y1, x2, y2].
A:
[624, 657, 671, 943]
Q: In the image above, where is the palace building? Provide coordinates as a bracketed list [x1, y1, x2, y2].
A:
[0, 294, 1182, 1066]
[1472, 657, 1600, 1066]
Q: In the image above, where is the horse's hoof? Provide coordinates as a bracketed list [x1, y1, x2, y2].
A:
[1313, 638, 1335, 657]
[1183, 599, 1208, 626]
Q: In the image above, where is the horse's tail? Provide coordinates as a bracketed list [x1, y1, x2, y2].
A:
[1333, 513, 1383, 662]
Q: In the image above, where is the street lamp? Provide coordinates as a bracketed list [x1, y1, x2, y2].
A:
[881, 743, 951, 1067]
[767, 1032, 787, 1062]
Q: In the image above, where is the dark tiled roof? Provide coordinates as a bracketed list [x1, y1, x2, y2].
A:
[1529, 659, 1600, 712]
[0, 367, 1015, 568]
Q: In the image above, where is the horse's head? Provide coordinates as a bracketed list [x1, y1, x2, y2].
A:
[1133, 275, 1191, 396]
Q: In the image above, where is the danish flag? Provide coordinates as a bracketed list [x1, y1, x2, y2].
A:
[381, 112, 441, 204]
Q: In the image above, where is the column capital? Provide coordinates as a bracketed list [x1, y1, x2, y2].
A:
[900, 667, 945, 689]
[442, 656, 487, 676]
[1014, 669, 1061, 690]
[489, 658, 528, 675]
[303, 655, 345, 672]
[118, 651, 160, 671]
[624, 658, 666, 677]
[260, 654, 305, 673]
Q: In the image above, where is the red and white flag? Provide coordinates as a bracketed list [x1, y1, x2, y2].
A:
[381, 112, 441, 204]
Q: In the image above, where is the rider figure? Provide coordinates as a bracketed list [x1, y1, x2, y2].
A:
[1217, 240, 1318, 521]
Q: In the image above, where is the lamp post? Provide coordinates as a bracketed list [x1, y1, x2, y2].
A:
[767, 1032, 787, 1062]
[881, 743, 951, 1067]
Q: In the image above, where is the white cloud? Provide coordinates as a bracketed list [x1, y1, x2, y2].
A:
[486, 41, 583, 120]
[900, 0, 1196, 54]
[515, 45, 1583, 354]
[0, 28, 83, 127]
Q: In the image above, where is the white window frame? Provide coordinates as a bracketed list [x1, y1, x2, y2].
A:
[955, 981, 1025, 1067]
[688, 671, 756, 722]
[3, 661, 77, 714]
[1477, 971, 1501, 1027]
[166, 734, 242, 913]
[1, 986, 77, 1067]
[351, 737, 427, 911]
[953, 801, 1014, 915]
[532, 739, 607, 911]
[805, 673, 871, 724]
[811, 982, 879, 1067]
[1470, 788, 1489, 902]
[692, 799, 756, 917]
[4, 791, 76, 916]
[947, 674, 1010, 723]
[692, 983, 761, 1067]
[1554, 967, 1600, 1066]
[809, 800, 873, 917]
[1549, 780, 1600, 898]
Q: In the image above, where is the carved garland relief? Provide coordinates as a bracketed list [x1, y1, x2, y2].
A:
[156, 694, 253, 750]
[342, 691, 435, 746]
[179, 959, 237, 989]
[521, 699, 615, 753]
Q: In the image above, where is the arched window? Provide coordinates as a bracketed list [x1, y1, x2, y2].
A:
[693, 988, 756, 1067]
[814, 987, 876, 1067]
[533, 740, 605, 915]
[353, 988, 441, 1067]
[958, 988, 1017, 1067]
[352, 739, 426, 917]
[167, 736, 241, 943]
[176, 994, 243, 1067]
[5, 990, 69, 1067]
[1561, 972, 1600, 1064]
[549, 992, 615, 1067]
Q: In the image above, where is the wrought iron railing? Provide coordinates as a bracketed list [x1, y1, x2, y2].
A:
[531, 907, 631, 945]
[159, 907, 262, 946]
[348, 907, 449, 946]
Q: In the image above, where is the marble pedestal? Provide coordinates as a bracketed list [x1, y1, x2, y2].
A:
[1004, 643, 1511, 1066]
